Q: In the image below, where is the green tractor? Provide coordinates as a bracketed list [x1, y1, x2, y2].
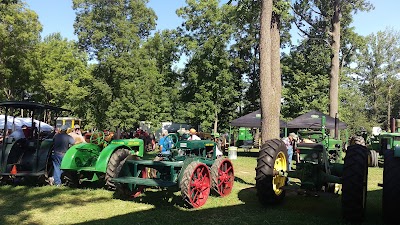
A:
[256, 115, 369, 222]
[365, 119, 400, 224]
[0, 101, 68, 184]
[60, 131, 144, 189]
[112, 136, 234, 208]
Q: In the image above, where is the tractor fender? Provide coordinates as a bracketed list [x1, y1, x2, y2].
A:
[177, 157, 202, 185]
[60, 143, 100, 170]
[94, 143, 139, 172]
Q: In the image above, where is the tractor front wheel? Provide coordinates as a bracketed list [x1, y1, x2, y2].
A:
[382, 149, 400, 224]
[62, 171, 79, 188]
[211, 157, 234, 197]
[342, 144, 368, 222]
[105, 148, 131, 190]
[255, 139, 288, 205]
[114, 158, 148, 199]
[180, 161, 211, 208]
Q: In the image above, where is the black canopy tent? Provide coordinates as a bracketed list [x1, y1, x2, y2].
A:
[286, 110, 347, 129]
[230, 110, 287, 128]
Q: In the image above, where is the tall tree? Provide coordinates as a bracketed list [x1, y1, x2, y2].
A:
[73, 0, 167, 130]
[258, 0, 290, 141]
[353, 28, 400, 128]
[292, 0, 372, 126]
[177, 0, 240, 132]
[281, 39, 330, 119]
[0, 0, 42, 100]
[35, 33, 94, 122]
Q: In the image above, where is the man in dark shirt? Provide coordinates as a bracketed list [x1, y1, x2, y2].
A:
[52, 125, 75, 186]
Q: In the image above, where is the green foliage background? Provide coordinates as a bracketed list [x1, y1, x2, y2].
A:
[1, 0, 399, 135]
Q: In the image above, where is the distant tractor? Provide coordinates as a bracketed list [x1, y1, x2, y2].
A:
[0, 101, 68, 184]
[256, 115, 369, 222]
[365, 118, 400, 224]
[56, 117, 82, 131]
[60, 131, 144, 189]
[112, 137, 234, 208]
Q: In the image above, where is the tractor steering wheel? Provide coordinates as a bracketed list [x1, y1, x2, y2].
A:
[167, 133, 178, 147]
[90, 131, 105, 146]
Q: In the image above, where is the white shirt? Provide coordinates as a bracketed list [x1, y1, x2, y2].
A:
[188, 134, 201, 140]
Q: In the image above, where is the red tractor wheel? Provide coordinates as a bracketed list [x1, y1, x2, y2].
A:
[114, 158, 148, 199]
[180, 161, 211, 208]
[211, 157, 234, 197]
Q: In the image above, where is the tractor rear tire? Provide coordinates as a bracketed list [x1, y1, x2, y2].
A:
[342, 144, 368, 222]
[382, 149, 400, 224]
[255, 139, 288, 206]
[349, 136, 365, 146]
[114, 157, 147, 199]
[180, 161, 211, 208]
[105, 148, 131, 190]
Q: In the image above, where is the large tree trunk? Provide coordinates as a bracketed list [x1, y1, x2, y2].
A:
[269, 13, 282, 139]
[329, 0, 341, 135]
[260, 0, 280, 143]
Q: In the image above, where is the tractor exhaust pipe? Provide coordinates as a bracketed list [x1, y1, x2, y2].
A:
[391, 118, 396, 133]
[334, 113, 338, 139]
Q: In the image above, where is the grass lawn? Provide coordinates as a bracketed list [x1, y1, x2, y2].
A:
[0, 149, 385, 225]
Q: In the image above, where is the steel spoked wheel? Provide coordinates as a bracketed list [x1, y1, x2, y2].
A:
[342, 144, 368, 222]
[180, 161, 211, 208]
[255, 139, 288, 205]
[114, 157, 147, 199]
[211, 157, 234, 197]
[115, 166, 147, 199]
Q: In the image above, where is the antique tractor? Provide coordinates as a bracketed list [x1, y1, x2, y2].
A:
[365, 118, 400, 224]
[256, 115, 369, 222]
[0, 101, 68, 184]
[112, 138, 234, 208]
[60, 131, 144, 189]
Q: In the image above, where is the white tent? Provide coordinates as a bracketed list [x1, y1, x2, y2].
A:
[15, 117, 54, 132]
[0, 115, 24, 130]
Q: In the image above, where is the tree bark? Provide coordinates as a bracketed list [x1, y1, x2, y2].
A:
[260, 0, 280, 143]
[329, 0, 340, 135]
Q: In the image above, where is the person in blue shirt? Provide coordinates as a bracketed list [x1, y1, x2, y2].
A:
[158, 130, 172, 154]
[151, 130, 173, 178]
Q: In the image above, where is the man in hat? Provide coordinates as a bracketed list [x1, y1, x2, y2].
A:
[68, 125, 86, 144]
[282, 132, 297, 171]
[188, 128, 201, 140]
[51, 125, 75, 186]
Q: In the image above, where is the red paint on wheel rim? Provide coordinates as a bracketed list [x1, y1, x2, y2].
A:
[188, 164, 210, 208]
[217, 159, 234, 196]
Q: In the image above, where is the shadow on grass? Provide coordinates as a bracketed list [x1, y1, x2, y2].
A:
[69, 187, 384, 225]
[234, 176, 255, 186]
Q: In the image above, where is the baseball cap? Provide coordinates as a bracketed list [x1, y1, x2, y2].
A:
[74, 125, 80, 129]
[60, 125, 68, 132]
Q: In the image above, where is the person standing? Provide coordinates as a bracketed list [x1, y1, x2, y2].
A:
[8, 124, 27, 141]
[68, 125, 86, 144]
[282, 133, 297, 171]
[52, 125, 75, 186]
[188, 128, 201, 140]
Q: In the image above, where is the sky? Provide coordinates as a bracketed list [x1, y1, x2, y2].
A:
[24, 0, 400, 44]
